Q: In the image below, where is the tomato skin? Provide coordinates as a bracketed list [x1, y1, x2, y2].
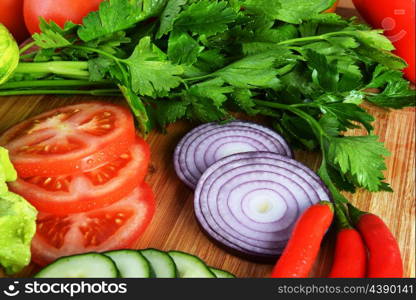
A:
[31, 183, 155, 266]
[9, 137, 150, 214]
[0, 0, 29, 42]
[24, 0, 103, 34]
[0, 102, 136, 177]
[353, 0, 416, 83]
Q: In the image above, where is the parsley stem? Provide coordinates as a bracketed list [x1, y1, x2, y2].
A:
[69, 45, 123, 62]
[19, 52, 37, 61]
[0, 89, 121, 96]
[15, 62, 90, 78]
[0, 80, 113, 90]
[253, 100, 327, 137]
[69, 45, 130, 87]
[19, 41, 37, 54]
[183, 74, 213, 82]
[277, 31, 357, 46]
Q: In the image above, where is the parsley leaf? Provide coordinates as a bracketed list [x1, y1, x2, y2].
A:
[364, 65, 416, 108]
[304, 49, 339, 92]
[366, 81, 416, 109]
[124, 37, 183, 97]
[327, 135, 390, 192]
[153, 99, 189, 128]
[157, 0, 187, 38]
[88, 57, 114, 81]
[188, 78, 233, 107]
[212, 52, 281, 89]
[33, 19, 78, 49]
[118, 85, 151, 134]
[78, 0, 167, 42]
[168, 31, 204, 65]
[231, 89, 259, 115]
[174, 0, 238, 36]
[319, 102, 374, 132]
[275, 0, 336, 24]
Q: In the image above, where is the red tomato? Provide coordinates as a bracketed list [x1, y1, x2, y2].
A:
[24, 0, 103, 34]
[9, 137, 150, 214]
[31, 183, 156, 266]
[0, 102, 136, 177]
[353, 0, 416, 83]
[0, 0, 29, 42]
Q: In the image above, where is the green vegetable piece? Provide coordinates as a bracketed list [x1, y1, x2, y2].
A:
[0, 24, 19, 85]
[0, 147, 17, 195]
[0, 192, 37, 274]
[0, 147, 17, 183]
[209, 267, 236, 278]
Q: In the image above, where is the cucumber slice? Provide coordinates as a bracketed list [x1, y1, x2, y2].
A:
[141, 249, 177, 278]
[104, 250, 150, 278]
[168, 251, 215, 278]
[209, 267, 236, 278]
[35, 253, 118, 278]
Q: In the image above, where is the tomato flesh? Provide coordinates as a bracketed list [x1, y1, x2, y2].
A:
[24, 0, 104, 34]
[31, 183, 155, 266]
[8, 137, 150, 214]
[0, 102, 136, 177]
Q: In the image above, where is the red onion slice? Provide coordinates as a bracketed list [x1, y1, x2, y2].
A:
[174, 121, 292, 188]
[194, 152, 330, 261]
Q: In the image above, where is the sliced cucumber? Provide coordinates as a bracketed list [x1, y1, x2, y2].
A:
[104, 250, 150, 278]
[209, 267, 236, 278]
[35, 253, 118, 278]
[168, 251, 215, 278]
[141, 249, 177, 278]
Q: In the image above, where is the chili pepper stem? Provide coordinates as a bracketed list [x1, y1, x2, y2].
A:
[334, 203, 352, 230]
[347, 203, 367, 225]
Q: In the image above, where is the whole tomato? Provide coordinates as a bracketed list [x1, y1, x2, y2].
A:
[0, 0, 29, 42]
[353, 0, 415, 83]
[24, 0, 104, 34]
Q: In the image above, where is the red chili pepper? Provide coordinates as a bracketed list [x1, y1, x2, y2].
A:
[348, 204, 403, 278]
[328, 205, 367, 278]
[270, 201, 334, 278]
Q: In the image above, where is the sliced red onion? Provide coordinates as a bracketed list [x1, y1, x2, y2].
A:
[194, 152, 330, 261]
[174, 121, 292, 188]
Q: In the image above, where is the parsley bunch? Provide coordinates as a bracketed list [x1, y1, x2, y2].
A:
[0, 0, 415, 206]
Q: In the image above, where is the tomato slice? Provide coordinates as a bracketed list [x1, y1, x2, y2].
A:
[0, 102, 136, 177]
[31, 183, 155, 266]
[8, 137, 150, 214]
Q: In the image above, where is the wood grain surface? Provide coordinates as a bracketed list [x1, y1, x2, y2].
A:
[1, 1, 415, 278]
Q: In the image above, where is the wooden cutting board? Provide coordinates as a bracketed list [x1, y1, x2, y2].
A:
[1, 1, 415, 278]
